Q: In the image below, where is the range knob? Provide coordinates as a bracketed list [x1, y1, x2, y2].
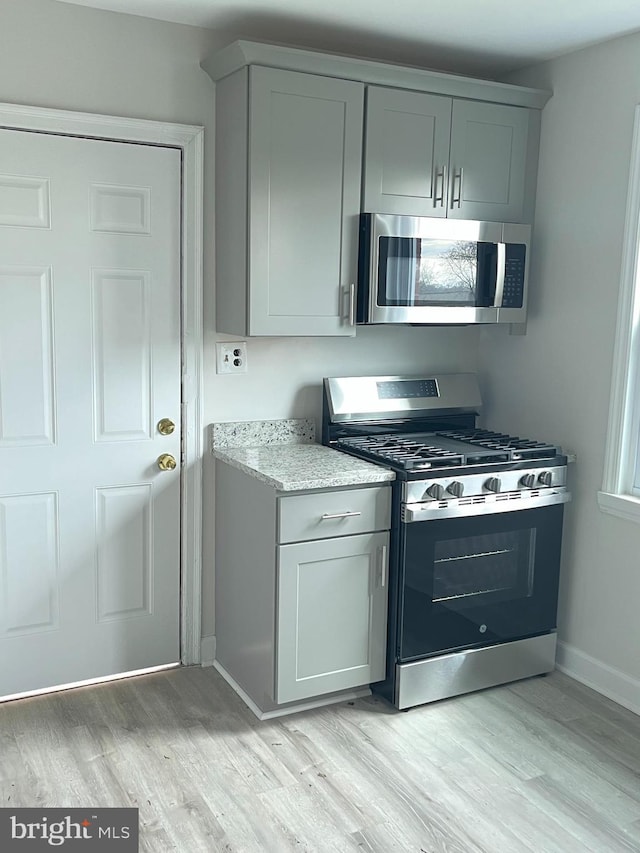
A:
[519, 473, 536, 489]
[425, 483, 445, 501]
[538, 471, 553, 487]
[446, 481, 465, 498]
[484, 477, 502, 493]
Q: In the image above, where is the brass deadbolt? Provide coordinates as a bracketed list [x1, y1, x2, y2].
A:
[157, 418, 176, 436]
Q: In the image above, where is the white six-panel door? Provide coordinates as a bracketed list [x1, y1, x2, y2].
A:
[0, 129, 181, 697]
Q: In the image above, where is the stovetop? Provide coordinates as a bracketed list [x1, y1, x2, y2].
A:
[323, 374, 567, 483]
[334, 428, 565, 480]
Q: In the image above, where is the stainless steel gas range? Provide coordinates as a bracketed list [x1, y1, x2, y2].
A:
[322, 373, 571, 710]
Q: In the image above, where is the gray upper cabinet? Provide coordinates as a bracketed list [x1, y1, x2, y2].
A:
[363, 85, 536, 223]
[206, 41, 549, 336]
[448, 100, 530, 222]
[363, 88, 452, 218]
[215, 65, 364, 336]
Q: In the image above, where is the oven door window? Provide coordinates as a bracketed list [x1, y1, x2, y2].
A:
[377, 238, 497, 307]
[399, 505, 564, 661]
[433, 530, 535, 608]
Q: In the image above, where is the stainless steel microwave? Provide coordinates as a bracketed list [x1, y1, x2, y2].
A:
[356, 214, 531, 325]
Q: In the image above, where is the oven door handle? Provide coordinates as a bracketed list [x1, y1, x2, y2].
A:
[402, 489, 571, 522]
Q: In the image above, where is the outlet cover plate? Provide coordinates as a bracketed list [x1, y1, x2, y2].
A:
[216, 342, 248, 374]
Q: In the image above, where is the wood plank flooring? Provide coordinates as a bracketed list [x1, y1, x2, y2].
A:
[1, 666, 638, 852]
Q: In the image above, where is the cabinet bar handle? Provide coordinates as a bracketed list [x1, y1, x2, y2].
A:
[379, 544, 388, 588]
[434, 165, 447, 207]
[348, 283, 356, 326]
[451, 167, 464, 208]
[320, 510, 362, 520]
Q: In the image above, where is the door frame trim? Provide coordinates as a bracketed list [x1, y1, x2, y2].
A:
[0, 102, 204, 665]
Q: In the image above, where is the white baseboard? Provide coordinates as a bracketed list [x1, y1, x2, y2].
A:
[213, 660, 371, 720]
[200, 635, 216, 667]
[556, 641, 640, 716]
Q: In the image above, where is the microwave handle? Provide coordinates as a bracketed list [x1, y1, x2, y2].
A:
[493, 243, 506, 308]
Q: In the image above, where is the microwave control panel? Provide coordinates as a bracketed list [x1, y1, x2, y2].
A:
[502, 244, 526, 308]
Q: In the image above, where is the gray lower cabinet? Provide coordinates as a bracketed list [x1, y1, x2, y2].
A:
[214, 461, 390, 715]
[276, 531, 389, 704]
[363, 85, 537, 223]
[215, 65, 364, 336]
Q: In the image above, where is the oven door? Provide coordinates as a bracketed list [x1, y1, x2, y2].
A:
[398, 503, 564, 661]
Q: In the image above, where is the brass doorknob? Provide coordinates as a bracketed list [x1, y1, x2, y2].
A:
[157, 453, 177, 471]
[157, 418, 175, 436]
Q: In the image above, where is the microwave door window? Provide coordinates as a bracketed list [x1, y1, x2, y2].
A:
[380, 238, 420, 304]
[378, 238, 481, 306]
[421, 240, 478, 305]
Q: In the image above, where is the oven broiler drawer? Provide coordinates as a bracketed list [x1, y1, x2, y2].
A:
[395, 633, 557, 709]
[278, 485, 391, 544]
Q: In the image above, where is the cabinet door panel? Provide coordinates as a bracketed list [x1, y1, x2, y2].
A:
[249, 67, 363, 335]
[276, 532, 388, 703]
[363, 87, 451, 216]
[449, 101, 529, 222]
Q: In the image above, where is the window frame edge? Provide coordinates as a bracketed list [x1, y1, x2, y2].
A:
[601, 105, 640, 507]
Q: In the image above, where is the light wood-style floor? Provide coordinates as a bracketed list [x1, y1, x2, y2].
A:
[1, 666, 639, 852]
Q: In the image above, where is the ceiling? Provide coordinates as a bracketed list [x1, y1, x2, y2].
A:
[56, 0, 640, 76]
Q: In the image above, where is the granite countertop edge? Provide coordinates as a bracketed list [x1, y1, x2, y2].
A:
[214, 444, 395, 492]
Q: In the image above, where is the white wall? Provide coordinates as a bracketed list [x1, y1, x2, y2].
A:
[0, 0, 481, 641]
[0, 0, 215, 121]
[479, 32, 640, 712]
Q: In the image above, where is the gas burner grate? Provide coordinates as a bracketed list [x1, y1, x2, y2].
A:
[436, 428, 559, 460]
[336, 426, 563, 473]
[336, 435, 465, 470]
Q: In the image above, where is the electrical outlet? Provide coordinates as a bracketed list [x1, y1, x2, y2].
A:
[216, 341, 248, 374]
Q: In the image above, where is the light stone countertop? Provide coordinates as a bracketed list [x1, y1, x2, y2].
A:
[211, 418, 315, 449]
[214, 443, 395, 491]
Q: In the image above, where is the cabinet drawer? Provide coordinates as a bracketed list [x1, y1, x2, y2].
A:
[278, 486, 390, 543]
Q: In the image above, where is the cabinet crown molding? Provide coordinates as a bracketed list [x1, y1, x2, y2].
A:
[202, 39, 551, 109]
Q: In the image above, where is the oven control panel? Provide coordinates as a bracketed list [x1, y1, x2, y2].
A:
[376, 378, 439, 399]
[403, 466, 568, 505]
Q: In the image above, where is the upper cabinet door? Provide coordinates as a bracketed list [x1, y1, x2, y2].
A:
[249, 67, 364, 336]
[362, 87, 533, 224]
[448, 100, 529, 222]
[363, 87, 452, 217]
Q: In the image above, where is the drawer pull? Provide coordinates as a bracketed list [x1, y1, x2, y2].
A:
[320, 511, 362, 521]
